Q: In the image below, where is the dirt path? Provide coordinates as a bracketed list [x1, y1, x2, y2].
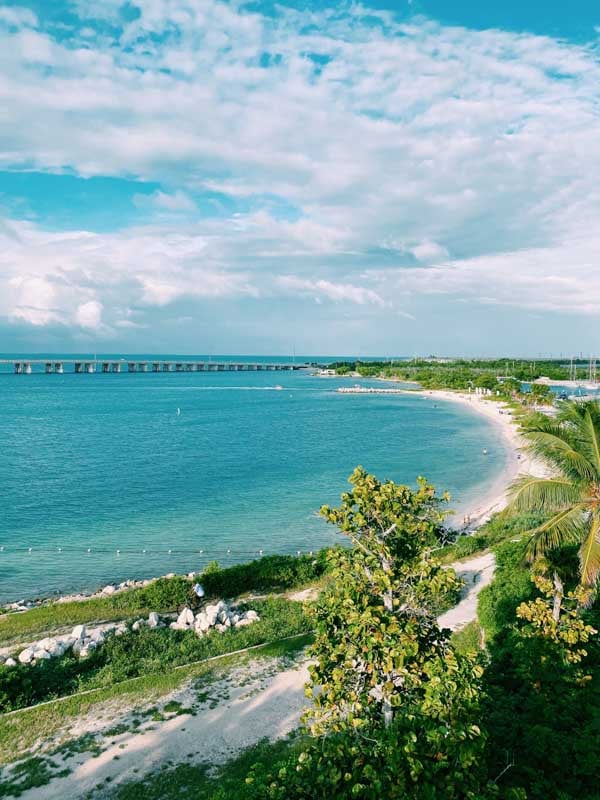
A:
[437, 553, 496, 631]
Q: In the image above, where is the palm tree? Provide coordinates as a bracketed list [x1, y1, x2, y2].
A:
[507, 399, 600, 591]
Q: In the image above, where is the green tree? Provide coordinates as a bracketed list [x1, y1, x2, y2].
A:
[245, 469, 491, 799]
[507, 400, 600, 591]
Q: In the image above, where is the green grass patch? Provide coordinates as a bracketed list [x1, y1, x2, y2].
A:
[438, 511, 545, 565]
[451, 621, 482, 655]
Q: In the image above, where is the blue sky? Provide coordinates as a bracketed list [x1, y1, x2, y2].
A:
[0, 0, 599, 356]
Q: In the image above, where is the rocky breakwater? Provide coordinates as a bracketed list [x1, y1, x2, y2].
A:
[170, 600, 259, 636]
[1, 600, 260, 668]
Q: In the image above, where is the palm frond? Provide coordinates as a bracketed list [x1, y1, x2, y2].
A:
[524, 505, 589, 562]
[507, 476, 586, 514]
[578, 409, 600, 476]
[578, 513, 600, 589]
[520, 431, 597, 483]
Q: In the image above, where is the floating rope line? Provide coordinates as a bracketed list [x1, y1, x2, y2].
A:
[0, 545, 317, 557]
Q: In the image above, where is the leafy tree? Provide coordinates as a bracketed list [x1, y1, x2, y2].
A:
[482, 571, 599, 800]
[507, 400, 600, 591]
[245, 469, 492, 799]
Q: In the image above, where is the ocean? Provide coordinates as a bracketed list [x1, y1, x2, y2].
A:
[0, 358, 510, 602]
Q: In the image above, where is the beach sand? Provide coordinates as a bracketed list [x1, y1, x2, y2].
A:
[422, 390, 549, 531]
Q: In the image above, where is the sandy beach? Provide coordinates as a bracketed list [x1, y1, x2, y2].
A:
[420, 390, 549, 531]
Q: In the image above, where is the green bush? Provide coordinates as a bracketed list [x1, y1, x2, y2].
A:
[111, 577, 193, 612]
[199, 551, 331, 598]
[477, 540, 534, 640]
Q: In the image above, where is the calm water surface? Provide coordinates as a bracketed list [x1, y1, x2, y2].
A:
[0, 367, 510, 601]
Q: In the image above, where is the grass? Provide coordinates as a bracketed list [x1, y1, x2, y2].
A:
[0, 598, 312, 713]
[0, 633, 313, 767]
[451, 620, 483, 654]
[437, 511, 545, 565]
[0, 553, 331, 647]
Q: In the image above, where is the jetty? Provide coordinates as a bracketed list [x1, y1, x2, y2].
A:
[337, 387, 407, 394]
[2, 359, 305, 375]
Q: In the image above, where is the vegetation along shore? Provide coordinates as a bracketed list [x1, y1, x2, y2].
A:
[0, 398, 598, 799]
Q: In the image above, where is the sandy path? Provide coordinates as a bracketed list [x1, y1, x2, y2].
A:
[437, 553, 496, 632]
[16, 656, 310, 800]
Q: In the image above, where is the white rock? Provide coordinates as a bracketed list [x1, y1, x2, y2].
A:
[18, 647, 35, 664]
[215, 624, 227, 633]
[33, 648, 51, 661]
[169, 621, 186, 631]
[223, 617, 232, 628]
[165, 573, 176, 579]
[132, 619, 146, 632]
[4, 658, 17, 667]
[245, 610, 259, 621]
[72, 624, 86, 640]
[148, 612, 161, 628]
[115, 624, 127, 636]
[176, 607, 195, 627]
[102, 584, 116, 596]
[235, 618, 254, 628]
[90, 629, 105, 643]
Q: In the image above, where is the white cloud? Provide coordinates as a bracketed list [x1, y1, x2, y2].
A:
[75, 300, 103, 329]
[0, 0, 600, 344]
[278, 276, 385, 307]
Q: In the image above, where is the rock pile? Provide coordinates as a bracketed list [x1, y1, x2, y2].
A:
[5, 622, 128, 667]
[170, 600, 260, 636]
[2, 600, 260, 668]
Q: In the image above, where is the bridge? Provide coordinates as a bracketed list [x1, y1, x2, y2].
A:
[2, 359, 306, 375]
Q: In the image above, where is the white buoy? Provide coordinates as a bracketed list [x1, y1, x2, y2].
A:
[168, 549, 172, 554]
[87, 548, 91, 553]
[28, 547, 32, 553]
[176, 407, 181, 416]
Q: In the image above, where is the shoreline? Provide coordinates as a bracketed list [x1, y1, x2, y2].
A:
[413, 389, 549, 532]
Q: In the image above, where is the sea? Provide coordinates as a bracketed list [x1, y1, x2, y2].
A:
[0, 355, 511, 602]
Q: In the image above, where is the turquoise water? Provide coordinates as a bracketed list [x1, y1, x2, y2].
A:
[0, 364, 509, 602]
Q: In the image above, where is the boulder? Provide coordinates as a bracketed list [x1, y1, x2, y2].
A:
[72, 624, 86, 640]
[235, 618, 254, 628]
[215, 623, 227, 633]
[33, 648, 51, 661]
[205, 605, 219, 626]
[18, 647, 35, 664]
[245, 610, 260, 621]
[148, 612, 161, 628]
[176, 607, 195, 628]
[132, 619, 146, 632]
[115, 624, 127, 636]
[4, 658, 17, 667]
[101, 585, 116, 596]
[89, 629, 105, 643]
[38, 637, 63, 657]
[194, 611, 211, 633]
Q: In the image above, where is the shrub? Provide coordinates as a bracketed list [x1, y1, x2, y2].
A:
[199, 551, 331, 598]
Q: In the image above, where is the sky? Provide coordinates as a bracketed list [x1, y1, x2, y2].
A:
[0, 0, 599, 357]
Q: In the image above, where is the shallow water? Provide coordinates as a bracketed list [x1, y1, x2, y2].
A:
[0, 366, 509, 601]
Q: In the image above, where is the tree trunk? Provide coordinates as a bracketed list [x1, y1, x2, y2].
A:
[552, 572, 564, 623]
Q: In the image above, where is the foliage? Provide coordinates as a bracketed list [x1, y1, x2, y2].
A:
[437, 511, 545, 564]
[482, 573, 600, 800]
[515, 575, 597, 667]
[0, 598, 311, 713]
[507, 400, 600, 589]
[477, 540, 535, 640]
[198, 552, 330, 599]
[243, 468, 492, 799]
